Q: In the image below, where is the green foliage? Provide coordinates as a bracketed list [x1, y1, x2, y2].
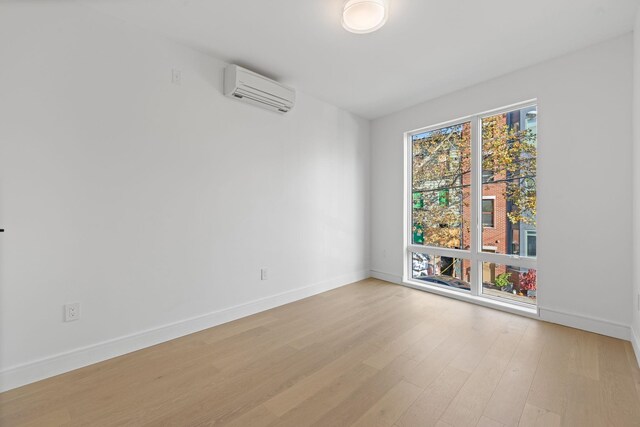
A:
[494, 272, 512, 288]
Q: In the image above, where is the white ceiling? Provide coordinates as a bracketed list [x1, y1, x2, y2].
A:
[80, 0, 640, 119]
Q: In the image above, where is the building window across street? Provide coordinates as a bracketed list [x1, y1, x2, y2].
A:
[482, 197, 495, 228]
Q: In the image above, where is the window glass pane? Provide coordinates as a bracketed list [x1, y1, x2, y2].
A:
[526, 231, 537, 257]
[481, 106, 537, 258]
[482, 169, 495, 182]
[412, 252, 470, 292]
[412, 122, 471, 250]
[482, 199, 494, 227]
[482, 213, 494, 228]
[482, 263, 536, 305]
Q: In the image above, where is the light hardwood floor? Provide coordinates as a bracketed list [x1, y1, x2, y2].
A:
[2, 279, 640, 426]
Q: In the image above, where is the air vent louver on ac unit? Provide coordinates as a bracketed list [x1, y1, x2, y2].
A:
[224, 65, 295, 113]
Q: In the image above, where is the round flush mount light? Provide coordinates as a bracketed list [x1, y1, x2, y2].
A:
[342, 0, 389, 34]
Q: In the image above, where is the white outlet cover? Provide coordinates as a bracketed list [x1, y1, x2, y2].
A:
[171, 69, 181, 85]
[64, 303, 80, 322]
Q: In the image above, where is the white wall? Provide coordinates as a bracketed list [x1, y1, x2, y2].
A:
[0, 2, 370, 390]
[371, 35, 634, 337]
[632, 10, 640, 361]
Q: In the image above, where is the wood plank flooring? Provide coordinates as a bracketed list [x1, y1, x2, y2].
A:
[1, 279, 639, 426]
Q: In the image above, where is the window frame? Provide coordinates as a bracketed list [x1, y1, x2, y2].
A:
[404, 99, 538, 313]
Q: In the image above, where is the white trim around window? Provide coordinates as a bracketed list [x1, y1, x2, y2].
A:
[404, 99, 538, 313]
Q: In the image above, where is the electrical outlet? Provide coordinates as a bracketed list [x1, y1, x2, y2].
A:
[64, 303, 80, 322]
[261, 268, 268, 281]
[171, 69, 181, 85]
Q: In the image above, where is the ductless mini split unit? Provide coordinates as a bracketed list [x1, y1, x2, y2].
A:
[224, 64, 295, 113]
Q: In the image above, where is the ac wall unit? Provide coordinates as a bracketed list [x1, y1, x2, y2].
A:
[224, 64, 295, 113]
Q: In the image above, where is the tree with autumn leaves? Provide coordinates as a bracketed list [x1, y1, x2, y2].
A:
[412, 122, 471, 249]
[481, 115, 537, 226]
[412, 114, 536, 249]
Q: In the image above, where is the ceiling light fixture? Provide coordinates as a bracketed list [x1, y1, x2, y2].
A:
[342, 0, 388, 34]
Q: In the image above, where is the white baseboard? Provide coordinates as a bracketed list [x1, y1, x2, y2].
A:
[538, 307, 631, 341]
[0, 270, 369, 392]
[5, 269, 634, 392]
[631, 326, 640, 369]
[370, 270, 402, 285]
[369, 270, 633, 342]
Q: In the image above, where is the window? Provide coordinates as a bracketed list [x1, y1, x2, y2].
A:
[482, 264, 537, 305]
[482, 169, 495, 183]
[408, 101, 537, 307]
[481, 105, 537, 258]
[410, 121, 470, 251]
[411, 252, 470, 292]
[482, 197, 495, 227]
[525, 230, 537, 257]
